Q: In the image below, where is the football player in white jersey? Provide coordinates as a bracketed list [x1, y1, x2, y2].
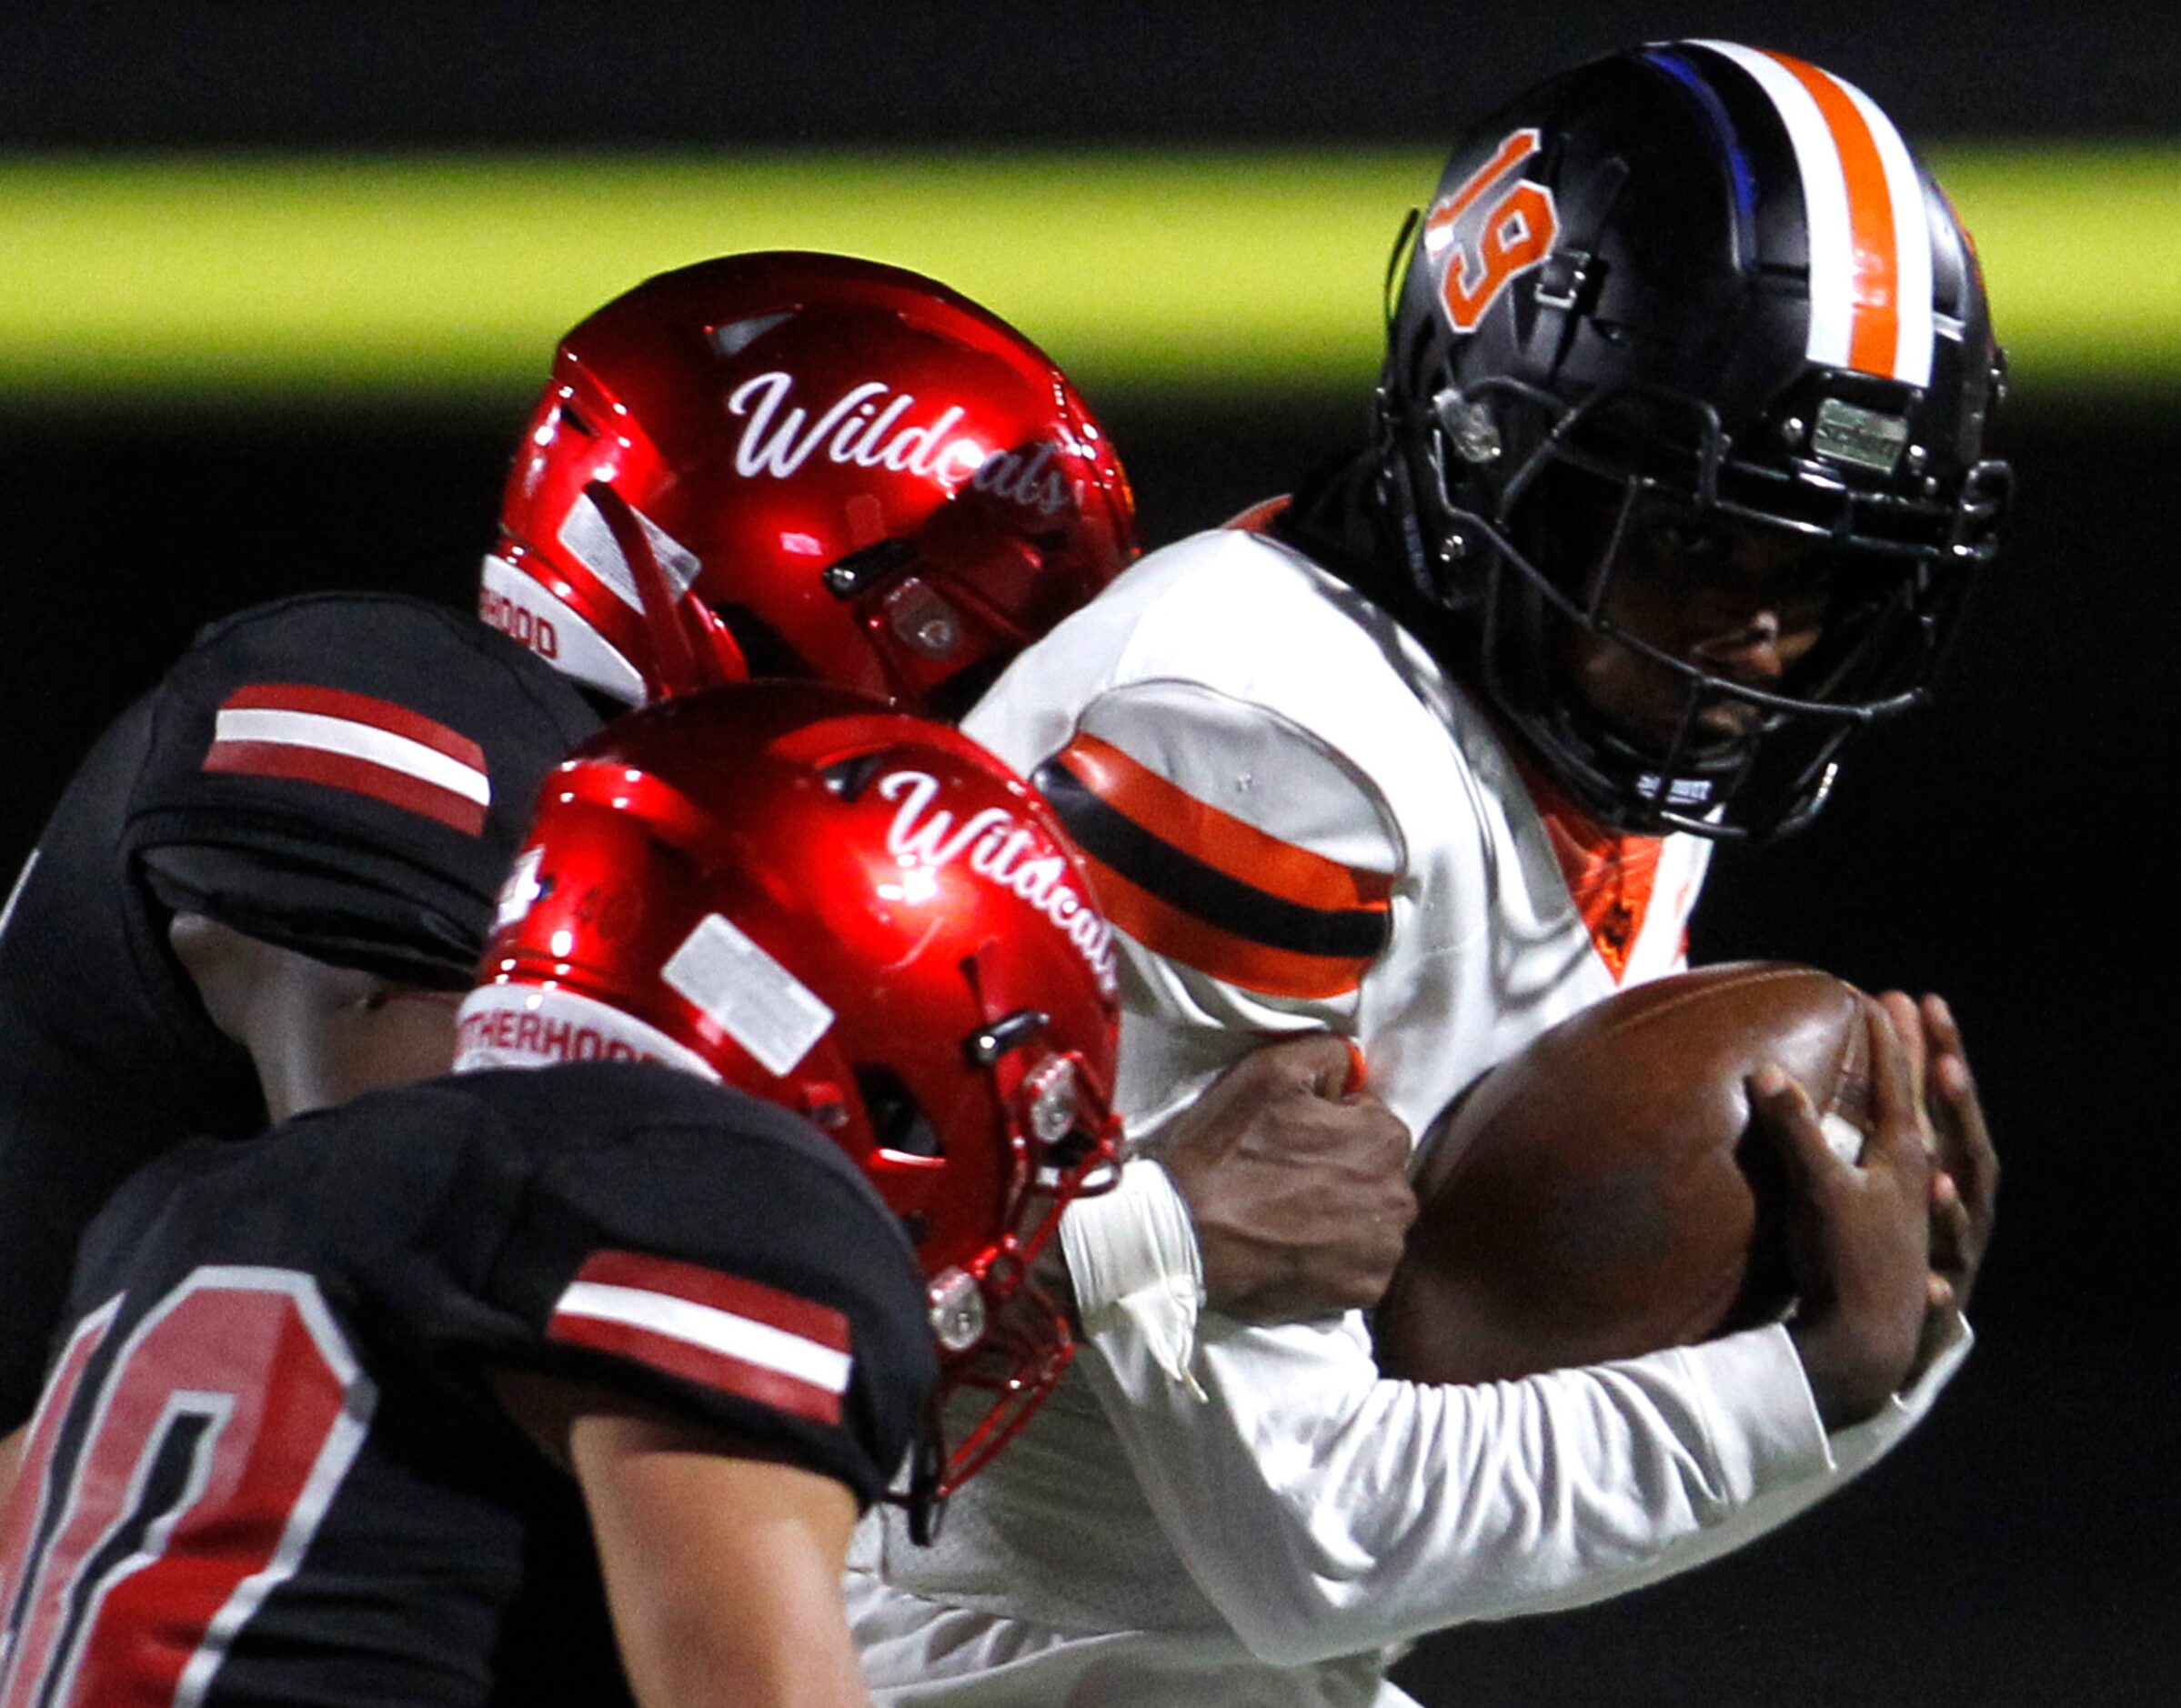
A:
[847, 41, 2005, 1706]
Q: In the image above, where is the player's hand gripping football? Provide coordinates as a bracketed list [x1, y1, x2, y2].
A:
[1160, 1033, 1417, 1321]
[1749, 1000, 1934, 1430]
[1879, 990, 2000, 1378]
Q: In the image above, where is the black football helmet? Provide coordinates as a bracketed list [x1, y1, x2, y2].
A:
[1377, 40, 2010, 840]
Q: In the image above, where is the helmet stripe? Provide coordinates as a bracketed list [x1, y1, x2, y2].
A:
[1766, 52, 1905, 377]
[1693, 42, 1935, 387]
[1640, 48, 1760, 275]
[1835, 73, 1936, 386]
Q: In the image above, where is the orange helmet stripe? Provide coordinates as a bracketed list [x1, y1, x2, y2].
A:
[1696, 40, 1936, 386]
[1760, 50, 1902, 378]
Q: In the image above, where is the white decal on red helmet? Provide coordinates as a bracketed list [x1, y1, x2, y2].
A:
[661, 913, 836, 1079]
[725, 371, 1074, 516]
[968, 439, 1073, 517]
[877, 769, 1118, 986]
[479, 553, 647, 706]
[558, 494, 703, 614]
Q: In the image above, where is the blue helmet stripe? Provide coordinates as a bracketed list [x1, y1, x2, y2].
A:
[1641, 46, 1760, 277]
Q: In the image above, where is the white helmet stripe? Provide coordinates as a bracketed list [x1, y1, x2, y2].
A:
[558, 490, 703, 613]
[1694, 41, 1935, 387]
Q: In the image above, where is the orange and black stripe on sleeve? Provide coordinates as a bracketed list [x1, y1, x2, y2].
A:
[1033, 731, 1391, 1000]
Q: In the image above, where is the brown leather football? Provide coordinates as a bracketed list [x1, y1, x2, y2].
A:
[1374, 962, 1872, 1385]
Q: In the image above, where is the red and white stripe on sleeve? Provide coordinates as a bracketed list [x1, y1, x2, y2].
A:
[202, 683, 492, 835]
[547, 1249, 854, 1426]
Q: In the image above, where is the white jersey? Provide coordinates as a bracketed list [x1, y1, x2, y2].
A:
[848, 527, 1963, 1706]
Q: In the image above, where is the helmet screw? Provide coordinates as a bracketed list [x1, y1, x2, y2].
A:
[1442, 527, 1471, 562]
[1450, 402, 1502, 465]
[928, 1268, 988, 1352]
[1904, 444, 1930, 474]
[1024, 1057, 1081, 1145]
[1778, 416, 1807, 449]
[884, 578, 963, 657]
[913, 615, 960, 655]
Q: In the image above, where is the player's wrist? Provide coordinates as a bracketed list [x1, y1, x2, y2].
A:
[1059, 1159, 1205, 1324]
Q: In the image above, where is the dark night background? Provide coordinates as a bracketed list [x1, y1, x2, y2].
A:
[3, 5, 2173, 1703]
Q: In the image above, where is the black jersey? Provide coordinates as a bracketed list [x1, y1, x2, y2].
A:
[0, 592, 598, 1427]
[0, 1060, 934, 1707]
[0, 689, 263, 1431]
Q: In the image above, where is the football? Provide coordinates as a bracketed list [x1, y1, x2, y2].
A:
[1373, 961, 1873, 1386]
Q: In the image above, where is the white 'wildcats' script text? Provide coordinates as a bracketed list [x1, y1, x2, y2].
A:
[878, 769, 1116, 985]
[726, 372, 1076, 516]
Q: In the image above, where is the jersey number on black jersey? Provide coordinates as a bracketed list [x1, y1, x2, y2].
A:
[0, 1267, 375, 1706]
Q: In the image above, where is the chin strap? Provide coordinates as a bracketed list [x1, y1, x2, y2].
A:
[897, 1395, 949, 1544]
[583, 481, 749, 700]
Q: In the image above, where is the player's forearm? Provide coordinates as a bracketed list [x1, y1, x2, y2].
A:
[574, 1408, 874, 1708]
[622, 1611, 871, 1708]
[1080, 1314, 1838, 1663]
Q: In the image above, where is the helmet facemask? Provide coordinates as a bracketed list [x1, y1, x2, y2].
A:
[900, 1050, 1117, 1538]
[859, 967, 1121, 1541]
[1399, 373, 2008, 839]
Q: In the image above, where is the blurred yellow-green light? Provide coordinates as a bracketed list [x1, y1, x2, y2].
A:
[0, 146, 2172, 404]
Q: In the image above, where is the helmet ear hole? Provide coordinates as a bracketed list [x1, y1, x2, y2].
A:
[820, 752, 889, 800]
[925, 656, 1009, 723]
[856, 1064, 946, 1159]
[706, 602, 811, 680]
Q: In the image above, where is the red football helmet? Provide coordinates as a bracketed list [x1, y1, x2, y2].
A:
[456, 681, 1121, 1531]
[481, 251, 1137, 714]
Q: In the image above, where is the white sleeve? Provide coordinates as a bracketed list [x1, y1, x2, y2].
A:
[1073, 1302, 1970, 1665]
[968, 674, 1403, 1056]
[970, 622, 1406, 1335]
[1614, 1317, 1972, 1577]
[1059, 1159, 1207, 1390]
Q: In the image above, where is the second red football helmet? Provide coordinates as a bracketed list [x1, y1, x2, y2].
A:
[482, 252, 1137, 715]
[456, 681, 1121, 1529]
